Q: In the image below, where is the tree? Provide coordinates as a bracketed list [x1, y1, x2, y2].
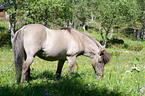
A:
[1, 0, 142, 44]
[2, 0, 74, 33]
[97, 0, 141, 47]
[2, 0, 26, 39]
[137, 0, 145, 39]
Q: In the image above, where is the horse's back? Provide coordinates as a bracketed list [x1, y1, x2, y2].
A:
[24, 24, 46, 39]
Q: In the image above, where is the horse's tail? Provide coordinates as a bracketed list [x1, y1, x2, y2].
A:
[12, 27, 25, 82]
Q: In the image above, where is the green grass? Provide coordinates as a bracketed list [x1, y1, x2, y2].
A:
[0, 42, 145, 96]
[0, 20, 145, 96]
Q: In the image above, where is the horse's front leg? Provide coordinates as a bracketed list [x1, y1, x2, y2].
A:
[92, 55, 104, 78]
[56, 60, 65, 79]
[66, 55, 76, 77]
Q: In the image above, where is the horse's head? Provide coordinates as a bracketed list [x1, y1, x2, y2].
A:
[92, 50, 110, 77]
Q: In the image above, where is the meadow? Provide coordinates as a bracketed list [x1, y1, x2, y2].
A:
[0, 21, 145, 96]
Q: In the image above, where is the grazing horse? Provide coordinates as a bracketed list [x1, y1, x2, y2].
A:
[12, 24, 110, 83]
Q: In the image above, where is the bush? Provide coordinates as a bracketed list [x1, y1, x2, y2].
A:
[127, 43, 143, 51]
[100, 36, 143, 52]
[0, 20, 11, 47]
[101, 37, 125, 48]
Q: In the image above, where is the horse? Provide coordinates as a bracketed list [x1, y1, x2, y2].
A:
[11, 24, 110, 83]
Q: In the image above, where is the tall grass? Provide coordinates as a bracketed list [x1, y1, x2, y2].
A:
[0, 41, 145, 96]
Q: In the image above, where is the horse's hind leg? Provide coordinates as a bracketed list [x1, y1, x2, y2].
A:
[24, 54, 31, 81]
[21, 56, 34, 83]
[56, 60, 65, 79]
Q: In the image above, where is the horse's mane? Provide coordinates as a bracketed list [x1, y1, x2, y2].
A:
[60, 27, 105, 52]
[60, 27, 71, 32]
[70, 29, 104, 50]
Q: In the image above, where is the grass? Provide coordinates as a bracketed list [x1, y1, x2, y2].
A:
[1, 46, 145, 96]
[0, 20, 145, 96]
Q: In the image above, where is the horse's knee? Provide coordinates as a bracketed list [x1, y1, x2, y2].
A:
[67, 56, 76, 73]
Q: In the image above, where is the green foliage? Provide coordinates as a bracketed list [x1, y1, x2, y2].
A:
[127, 43, 143, 51]
[97, 0, 141, 25]
[1, 0, 143, 42]
[0, 20, 11, 47]
[96, 0, 142, 46]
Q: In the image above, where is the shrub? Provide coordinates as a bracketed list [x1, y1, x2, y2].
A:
[100, 36, 143, 51]
[101, 37, 125, 48]
[127, 43, 143, 51]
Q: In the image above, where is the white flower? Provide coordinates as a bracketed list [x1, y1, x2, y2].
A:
[131, 67, 140, 72]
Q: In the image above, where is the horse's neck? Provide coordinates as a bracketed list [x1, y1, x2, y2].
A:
[71, 30, 100, 58]
[85, 38, 100, 57]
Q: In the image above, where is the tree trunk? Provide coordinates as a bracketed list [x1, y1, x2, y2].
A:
[102, 25, 111, 47]
[104, 30, 109, 47]
[142, 11, 145, 40]
[109, 27, 113, 39]
[133, 26, 136, 38]
[91, 11, 93, 21]
[100, 29, 105, 44]
[137, 29, 141, 39]
[44, 9, 48, 26]
[74, 21, 77, 29]
[83, 24, 86, 32]
[69, 20, 73, 28]
[9, 13, 16, 40]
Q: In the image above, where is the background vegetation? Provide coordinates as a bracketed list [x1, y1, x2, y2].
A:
[0, 0, 145, 96]
[0, 0, 145, 46]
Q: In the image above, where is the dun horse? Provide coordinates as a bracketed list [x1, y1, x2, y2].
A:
[12, 24, 110, 83]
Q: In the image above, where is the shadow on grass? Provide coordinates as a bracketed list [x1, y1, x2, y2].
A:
[32, 70, 56, 80]
[34, 70, 83, 80]
[0, 71, 123, 96]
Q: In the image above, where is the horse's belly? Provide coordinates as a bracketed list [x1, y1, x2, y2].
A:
[36, 49, 67, 61]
